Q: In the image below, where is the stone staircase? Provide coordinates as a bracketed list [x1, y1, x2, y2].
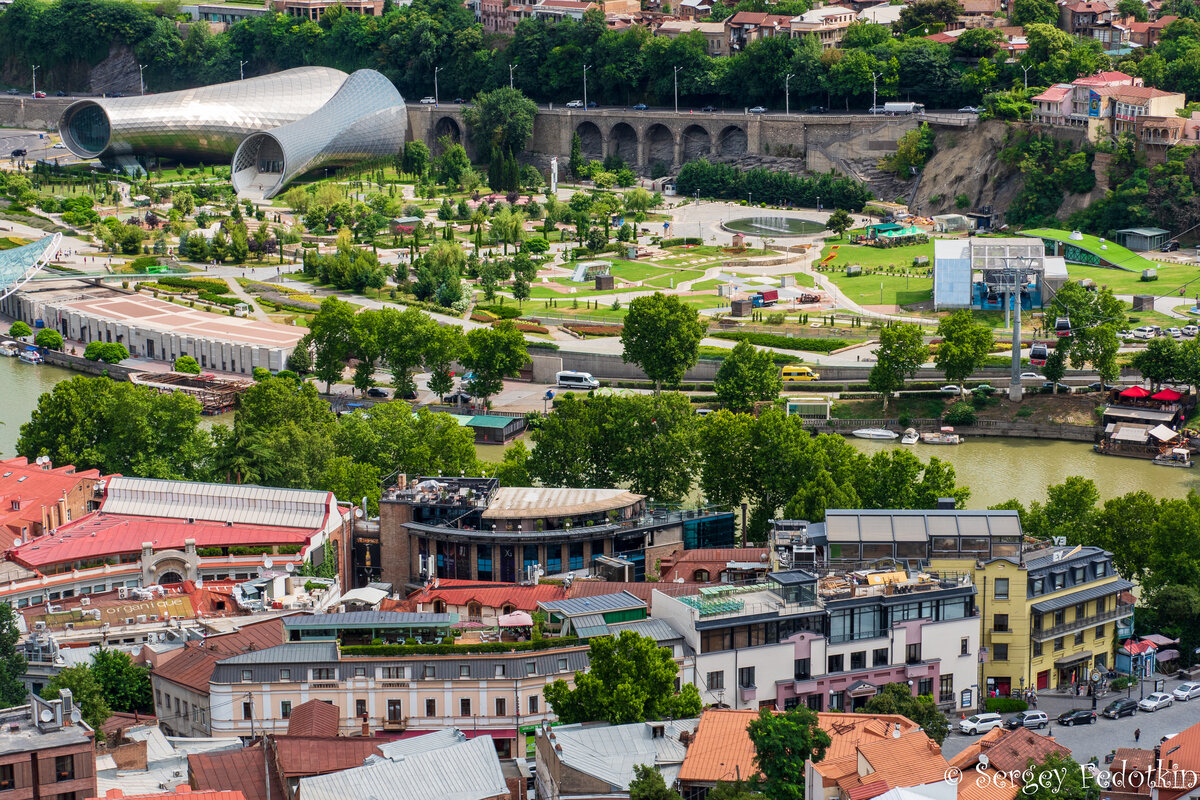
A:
[845, 158, 913, 205]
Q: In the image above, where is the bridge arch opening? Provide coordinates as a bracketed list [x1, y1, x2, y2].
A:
[645, 123, 674, 168]
[681, 124, 712, 162]
[718, 125, 747, 157]
[576, 121, 603, 161]
[609, 122, 637, 164]
[432, 117, 462, 153]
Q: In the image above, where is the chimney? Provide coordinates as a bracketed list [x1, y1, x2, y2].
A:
[936, 497, 955, 510]
[361, 715, 369, 736]
[60, 688, 74, 725]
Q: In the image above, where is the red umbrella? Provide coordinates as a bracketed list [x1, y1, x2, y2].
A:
[1120, 385, 1151, 398]
[1152, 388, 1182, 401]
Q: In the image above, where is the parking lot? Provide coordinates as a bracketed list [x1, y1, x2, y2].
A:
[942, 676, 1200, 763]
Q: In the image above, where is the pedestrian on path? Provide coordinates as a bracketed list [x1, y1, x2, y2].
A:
[1135, 728, 1141, 743]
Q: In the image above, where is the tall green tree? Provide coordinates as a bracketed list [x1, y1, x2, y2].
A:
[747, 706, 831, 800]
[621, 293, 707, 392]
[91, 649, 152, 714]
[424, 323, 465, 399]
[825, 208, 853, 239]
[1022, 752, 1099, 800]
[401, 140, 431, 177]
[1131, 335, 1182, 389]
[544, 631, 701, 724]
[1011, 0, 1064, 26]
[380, 308, 439, 395]
[462, 320, 531, 407]
[934, 310, 994, 391]
[630, 765, 683, 800]
[463, 88, 539, 159]
[868, 323, 929, 413]
[715, 341, 783, 412]
[318, 455, 382, 516]
[309, 296, 358, 392]
[0, 605, 27, 707]
[336, 404, 478, 478]
[1047, 282, 1123, 383]
[43, 666, 110, 735]
[862, 682, 949, 744]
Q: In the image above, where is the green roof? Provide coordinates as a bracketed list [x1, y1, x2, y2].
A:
[1020, 228, 1158, 271]
[469, 415, 518, 429]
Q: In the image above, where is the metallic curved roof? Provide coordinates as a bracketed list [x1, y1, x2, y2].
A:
[231, 69, 407, 200]
[57, 67, 348, 161]
[0, 234, 61, 300]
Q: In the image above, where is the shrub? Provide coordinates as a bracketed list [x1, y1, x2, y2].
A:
[660, 237, 703, 247]
[506, 321, 550, 334]
[84, 342, 130, 364]
[709, 330, 850, 354]
[7, 321, 32, 339]
[1111, 676, 1131, 691]
[476, 304, 523, 319]
[174, 355, 201, 374]
[155, 276, 231, 294]
[34, 329, 63, 350]
[985, 697, 1028, 713]
[943, 401, 977, 425]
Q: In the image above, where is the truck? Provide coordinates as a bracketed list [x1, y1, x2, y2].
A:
[751, 289, 779, 307]
[883, 102, 924, 115]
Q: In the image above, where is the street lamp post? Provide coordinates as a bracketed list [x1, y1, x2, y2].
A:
[138, 64, 147, 96]
[1021, 64, 1032, 91]
[583, 64, 591, 110]
[509, 64, 516, 90]
[31, 65, 39, 97]
[816, 195, 820, 211]
[239, 60, 249, 81]
[674, 65, 682, 114]
[434, 66, 443, 105]
[785, 73, 794, 116]
[871, 70, 882, 114]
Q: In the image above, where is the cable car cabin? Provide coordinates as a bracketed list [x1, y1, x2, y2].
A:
[1030, 343, 1048, 366]
[1055, 317, 1072, 337]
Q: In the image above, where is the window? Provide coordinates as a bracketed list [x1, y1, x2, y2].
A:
[54, 755, 73, 782]
[1073, 566, 1085, 584]
[993, 643, 1008, 661]
[424, 665, 436, 678]
[425, 699, 436, 717]
[387, 699, 403, 722]
[873, 648, 888, 667]
[241, 670, 253, 683]
[557, 658, 568, 671]
[460, 698, 471, 716]
[459, 665, 470, 678]
[528, 695, 539, 714]
[1033, 641, 1043, 657]
[494, 665, 506, 678]
[355, 667, 366, 678]
[806, 694, 822, 712]
[850, 651, 865, 670]
[525, 661, 536, 676]
[383, 667, 404, 680]
[496, 697, 507, 716]
[707, 671, 725, 690]
[281, 701, 292, 719]
[1075, 602, 1087, 621]
[918, 678, 933, 696]
[1054, 637, 1064, 651]
[993, 614, 1009, 633]
[906, 644, 921, 664]
[355, 699, 367, 718]
[1095, 596, 1106, 613]
[994, 578, 1009, 599]
[1054, 610, 1065, 626]
[738, 666, 755, 689]
[829, 691, 844, 712]
[1095, 561, 1107, 578]
[0, 764, 12, 791]
[1075, 631, 1085, 645]
[280, 668, 291, 682]
[960, 638, 970, 656]
[828, 654, 844, 673]
[1095, 624, 1106, 640]
[794, 659, 811, 680]
[312, 668, 334, 681]
[939, 675, 954, 703]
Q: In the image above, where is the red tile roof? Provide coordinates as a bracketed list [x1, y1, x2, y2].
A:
[99, 711, 157, 741]
[834, 730, 950, 797]
[404, 580, 567, 613]
[1075, 70, 1138, 86]
[954, 727, 1069, 776]
[678, 709, 758, 783]
[189, 745, 283, 800]
[1158, 720, 1200, 800]
[272, 736, 382, 777]
[153, 617, 287, 694]
[8, 511, 313, 569]
[1033, 85, 1073, 102]
[1111, 85, 1178, 99]
[91, 788, 246, 800]
[286, 701, 340, 738]
[0, 457, 103, 550]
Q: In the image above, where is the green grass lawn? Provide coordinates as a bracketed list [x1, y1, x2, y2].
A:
[644, 269, 705, 289]
[1063, 262, 1200, 295]
[819, 241, 935, 270]
[1021, 228, 1159, 271]
[607, 260, 673, 283]
[825, 272, 933, 307]
[788, 272, 817, 288]
[689, 279, 724, 292]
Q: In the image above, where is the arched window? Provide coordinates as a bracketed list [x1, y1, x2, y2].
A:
[693, 569, 711, 582]
[433, 600, 446, 614]
[467, 602, 482, 619]
[502, 604, 515, 614]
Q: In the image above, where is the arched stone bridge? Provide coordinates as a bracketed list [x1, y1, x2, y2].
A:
[407, 105, 969, 175]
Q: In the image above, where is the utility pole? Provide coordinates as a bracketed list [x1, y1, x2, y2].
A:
[509, 64, 516, 90]
[138, 64, 147, 96]
[434, 66, 443, 105]
[1021, 64, 1032, 91]
[785, 73, 794, 116]
[239, 60, 249, 81]
[583, 64, 591, 110]
[674, 66, 682, 114]
[871, 71, 882, 113]
[31, 65, 39, 97]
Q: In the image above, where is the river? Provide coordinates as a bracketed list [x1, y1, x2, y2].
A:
[1, 359, 1197, 505]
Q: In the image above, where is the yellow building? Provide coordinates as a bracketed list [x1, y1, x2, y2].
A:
[944, 545, 1132, 697]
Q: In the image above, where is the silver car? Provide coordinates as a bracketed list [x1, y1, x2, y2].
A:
[1173, 682, 1200, 701]
[1139, 692, 1173, 712]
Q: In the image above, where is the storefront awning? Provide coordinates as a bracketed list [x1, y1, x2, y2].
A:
[1031, 580, 1133, 614]
[1054, 651, 1093, 667]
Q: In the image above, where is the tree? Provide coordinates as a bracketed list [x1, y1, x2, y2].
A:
[1041, 345, 1066, 386]
[895, 0, 962, 32]
[544, 631, 701, 724]
[33, 328, 63, 350]
[381, 308, 438, 394]
[715, 341, 783, 412]
[83, 342, 130, 364]
[862, 683, 949, 744]
[569, 131, 584, 178]
[402, 140, 431, 177]
[747, 706, 831, 800]
[309, 297, 358, 392]
[462, 321, 531, 406]
[287, 334, 314, 375]
[1047, 282, 1123, 383]
[868, 324, 928, 413]
[336, 404, 478, 478]
[8, 321, 32, 339]
[488, 440, 532, 486]
[825, 208, 853, 239]
[464, 88, 539, 161]
[1022, 752, 1099, 800]
[0, 605, 27, 707]
[1131, 335, 1182, 389]
[318, 455, 382, 516]
[424, 323, 464, 399]
[43, 666, 110, 735]
[629, 765, 683, 800]
[173, 355, 201, 374]
[934, 310, 994, 391]
[1010, 0, 1061, 26]
[621, 293, 707, 392]
[91, 649, 152, 714]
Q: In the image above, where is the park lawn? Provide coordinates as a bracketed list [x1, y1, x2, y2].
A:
[1064, 262, 1200, 295]
[1022, 228, 1158, 271]
[644, 268, 705, 289]
[689, 278, 724, 292]
[0, 237, 28, 250]
[825, 271, 933, 307]
[607, 260, 674, 283]
[787, 272, 817, 288]
[819, 240, 935, 270]
[528, 282, 647, 299]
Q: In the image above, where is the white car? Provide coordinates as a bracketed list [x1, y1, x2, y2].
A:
[1139, 692, 1174, 712]
[959, 713, 1003, 735]
[420, 96, 437, 104]
[1118, 330, 1135, 341]
[1174, 682, 1200, 701]
[51, 142, 65, 149]
[1134, 327, 1154, 340]
[1168, 327, 1183, 338]
[940, 384, 962, 395]
[1184, 325, 1199, 337]
[1019, 372, 1042, 381]
[566, 99, 584, 108]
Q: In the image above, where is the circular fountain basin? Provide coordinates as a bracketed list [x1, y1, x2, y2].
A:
[724, 216, 825, 236]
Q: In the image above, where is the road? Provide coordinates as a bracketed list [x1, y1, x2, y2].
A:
[431, 99, 977, 120]
[0, 129, 70, 166]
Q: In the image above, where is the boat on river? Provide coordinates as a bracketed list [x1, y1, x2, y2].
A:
[17, 347, 43, 365]
[1153, 448, 1193, 468]
[901, 428, 919, 445]
[0, 343, 17, 357]
[922, 427, 963, 445]
[853, 428, 898, 440]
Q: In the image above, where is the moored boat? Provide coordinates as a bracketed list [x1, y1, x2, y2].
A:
[853, 428, 898, 440]
[1153, 448, 1193, 468]
[17, 346, 43, 365]
[0, 343, 17, 357]
[901, 428, 919, 445]
[921, 427, 963, 445]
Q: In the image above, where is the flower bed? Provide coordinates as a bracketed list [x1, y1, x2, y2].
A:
[565, 323, 623, 336]
[503, 321, 550, 334]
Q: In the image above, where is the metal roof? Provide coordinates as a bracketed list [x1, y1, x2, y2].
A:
[102, 477, 332, 529]
[297, 736, 508, 800]
[217, 642, 337, 665]
[824, 509, 1022, 542]
[377, 728, 466, 760]
[547, 719, 698, 789]
[482, 487, 642, 520]
[1030, 579, 1133, 613]
[1024, 545, 1109, 570]
[283, 611, 456, 628]
[1104, 406, 1176, 423]
[572, 614, 611, 638]
[606, 618, 684, 643]
[771, 569, 819, 585]
[539, 591, 646, 617]
[338, 587, 389, 606]
[1116, 227, 1170, 236]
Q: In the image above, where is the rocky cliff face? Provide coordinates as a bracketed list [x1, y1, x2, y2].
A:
[2, 44, 139, 97]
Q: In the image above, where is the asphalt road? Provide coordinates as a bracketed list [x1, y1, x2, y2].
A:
[941, 675, 1200, 764]
[0, 128, 72, 166]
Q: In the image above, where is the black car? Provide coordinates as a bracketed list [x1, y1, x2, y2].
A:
[443, 390, 473, 404]
[701, 104, 716, 112]
[1057, 709, 1097, 726]
[452, 97, 465, 104]
[4, 89, 17, 96]
[10, 149, 26, 158]
[805, 105, 827, 114]
[1162, 241, 1181, 252]
[1103, 698, 1138, 719]
[1087, 381, 1116, 392]
[55, 90, 65, 97]
[366, 387, 390, 398]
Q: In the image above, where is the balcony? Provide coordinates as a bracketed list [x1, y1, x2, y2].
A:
[1031, 602, 1133, 642]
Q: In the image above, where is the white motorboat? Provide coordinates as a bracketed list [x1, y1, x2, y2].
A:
[17, 347, 43, 365]
[901, 428, 919, 445]
[853, 428, 898, 440]
[0, 343, 17, 357]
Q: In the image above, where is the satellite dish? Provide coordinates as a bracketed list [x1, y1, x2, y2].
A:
[286, 563, 295, 573]
[979, 754, 990, 769]
[263, 557, 273, 570]
[354, 508, 363, 519]
[39, 709, 54, 723]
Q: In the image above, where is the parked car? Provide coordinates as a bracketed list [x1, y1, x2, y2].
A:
[9, 149, 26, 158]
[1102, 698, 1139, 719]
[1005, 710, 1049, 729]
[1056, 709, 1097, 726]
[805, 105, 827, 114]
[960, 713, 1003, 735]
[4, 89, 18, 96]
[1139, 692, 1174, 712]
[1133, 327, 1154, 340]
[1087, 382, 1116, 392]
[55, 90, 66, 97]
[869, 105, 886, 114]
[701, 105, 716, 112]
[1118, 330, 1135, 340]
[1042, 381, 1072, 393]
[958, 105, 982, 113]
[633, 103, 649, 111]
[972, 384, 996, 395]
[940, 384, 962, 395]
[587, 100, 597, 108]
[1162, 241, 1181, 252]
[442, 390, 473, 404]
[1185, 325, 1199, 337]
[749, 105, 767, 114]
[366, 387, 390, 398]
[1168, 327, 1184, 338]
[566, 99, 584, 108]
[1173, 682, 1200, 701]
[1019, 372, 1042, 380]
[32, 91, 45, 98]
[452, 97, 465, 104]
[51, 142, 65, 149]
[420, 96, 437, 104]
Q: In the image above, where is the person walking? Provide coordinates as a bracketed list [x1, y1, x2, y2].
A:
[1135, 728, 1141, 743]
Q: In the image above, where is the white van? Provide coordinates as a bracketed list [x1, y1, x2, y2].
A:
[556, 370, 600, 390]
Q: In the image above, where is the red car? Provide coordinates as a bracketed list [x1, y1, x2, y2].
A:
[32, 91, 46, 98]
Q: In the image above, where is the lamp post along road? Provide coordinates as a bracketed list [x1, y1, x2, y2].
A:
[239, 60, 249, 81]
[31, 65, 39, 97]
[674, 65, 682, 113]
[138, 64, 147, 96]
[583, 64, 591, 110]
[509, 64, 516, 90]
[785, 73, 794, 116]
[871, 71, 882, 113]
[434, 66, 443, 105]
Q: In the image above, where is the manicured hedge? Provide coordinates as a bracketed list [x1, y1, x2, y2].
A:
[660, 237, 703, 247]
[156, 276, 232, 294]
[477, 304, 523, 319]
[709, 330, 852, 353]
[341, 636, 583, 657]
[985, 697, 1028, 713]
